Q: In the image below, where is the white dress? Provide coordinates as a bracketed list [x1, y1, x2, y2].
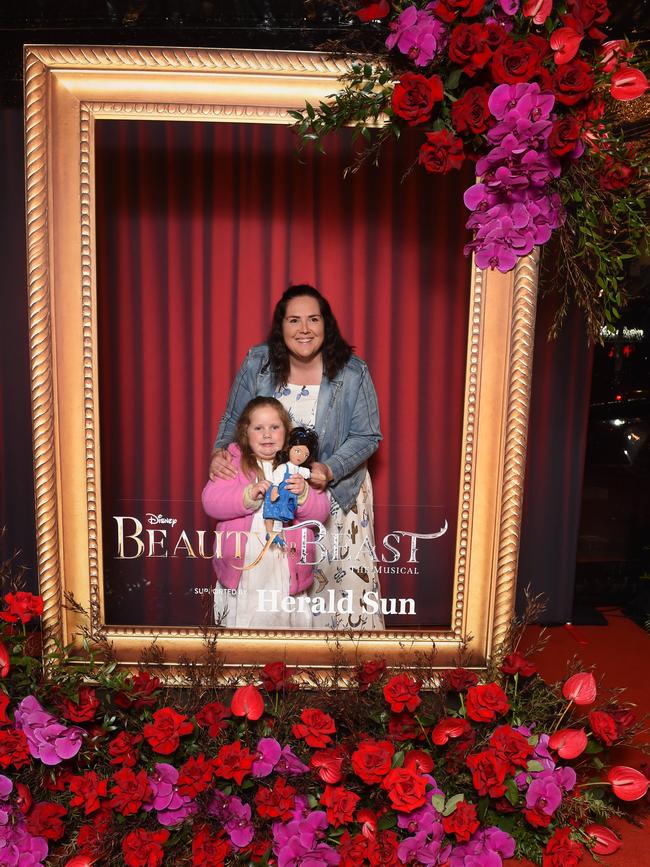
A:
[213, 459, 313, 630]
[276, 384, 385, 631]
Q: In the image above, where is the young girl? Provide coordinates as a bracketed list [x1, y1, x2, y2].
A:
[202, 397, 329, 629]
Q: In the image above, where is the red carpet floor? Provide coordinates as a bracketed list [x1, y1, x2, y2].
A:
[514, 609, 650, 865]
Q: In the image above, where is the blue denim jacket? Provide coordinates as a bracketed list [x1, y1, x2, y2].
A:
[214, 344, 382, 512]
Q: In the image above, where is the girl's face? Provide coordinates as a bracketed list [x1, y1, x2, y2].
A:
[247, 406, 286, 461]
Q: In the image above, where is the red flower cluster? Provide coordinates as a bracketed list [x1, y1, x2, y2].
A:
[143, 707, 193, 754]
[0, 592, 43, 624]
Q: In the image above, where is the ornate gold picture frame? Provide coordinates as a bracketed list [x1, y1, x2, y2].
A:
[24, 45, 538, 672]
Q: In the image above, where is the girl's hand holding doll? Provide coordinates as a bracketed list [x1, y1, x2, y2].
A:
[249, 479, 271, 501]
[284, 473, 307, 496]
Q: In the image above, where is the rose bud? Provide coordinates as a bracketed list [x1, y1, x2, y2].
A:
[585, 824, 621, 856]
[562, 672, 597, 705]
[230, 684, 264, 721]
[548, 727, 588, 759]
[607, 766, 650, 801]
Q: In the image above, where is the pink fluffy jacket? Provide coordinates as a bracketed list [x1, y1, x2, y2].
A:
[201, 444, 330, 595]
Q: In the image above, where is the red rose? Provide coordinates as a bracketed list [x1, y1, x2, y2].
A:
[391, 73, 443, 126]
[606, 703, 636, 734]
[121, 828, 169, 867]
[491, 35, 544, 84]
[383, 673, 421, 713]
[432, 717, 472, 745]
[108, 731, 142, 767]
[444, 668, 478, 692]
[553, 59, 595, 106]
[465, 683, 509, 722]
[351, 739, 395, 784]
[449, 25, 492, 76]
[261, 662, 296, 692]
[599, 156, 637, 191]
[0, 591, 43, 623]
[177, 753, 214, 797]
[419, 130, 465, 172]
[114, 671, 161, 711]
[212, 741, 256, 785]
[542, 827, 584, 867]
[230, 684, 265, 720]
[292, 708, 336, 748]
[442, 800, 480, 842]
[381, 766, 427, 812]
[451, 86, 492, 135]
[589, 710, 618, 746]
[562, 672, 597, 705]
[76, 809, 111, 859]
[195, 700, 231, 737]
[43, 767, 74, 792]
[547, 117, 582, 156]
[311, 746, 346, 784]
[388, 710, 421, 741]
[321, 784, 361, 827]
[489, 725, 534, 772]
[143, 707, 193, 754]
[367, 830, 400, 867]
[68, 771, 108, 815]
[434, 0, 486, 22]
[565, 0, 610, 40]
[255, 777, 296, 821]
[192, 825, 230, 867]
[60, 687, 100, 723]
[0, 728, 31, 769]
[403, 749, 434, 774]
[355, 659, 386, 691]
[501, 652, 537, 677]
[525, 805, 553, 828]
[354, 0, 390, 21]
[466, 750, 509, 797]
[339, 831, 369, 867]
[109, 768, 151, 815]
[25, 802, 67, 841]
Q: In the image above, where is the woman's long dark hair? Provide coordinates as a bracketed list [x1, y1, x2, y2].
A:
[266, 285, 353, 385]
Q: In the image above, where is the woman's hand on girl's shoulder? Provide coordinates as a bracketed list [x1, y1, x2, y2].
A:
[209, 448, 237, 481]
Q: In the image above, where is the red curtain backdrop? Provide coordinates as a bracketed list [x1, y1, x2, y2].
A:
[0, 107, 594, 627]
[95, 119, 473, 628]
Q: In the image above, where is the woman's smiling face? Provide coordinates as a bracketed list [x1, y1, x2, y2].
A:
[282, 296, 325, 363]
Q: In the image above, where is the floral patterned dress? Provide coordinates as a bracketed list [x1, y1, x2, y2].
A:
[276, 384, 385, 631]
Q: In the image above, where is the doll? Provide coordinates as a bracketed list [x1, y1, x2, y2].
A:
[264, 426, 319, 545]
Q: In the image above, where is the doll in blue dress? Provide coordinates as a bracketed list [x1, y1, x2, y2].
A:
[264, 426, 319, 545]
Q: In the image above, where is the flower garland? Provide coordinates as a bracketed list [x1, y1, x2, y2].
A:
[291, 1, 649, 339]
[0, 590, 648, 866]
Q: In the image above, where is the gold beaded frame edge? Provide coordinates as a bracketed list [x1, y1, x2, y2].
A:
[24, 45, 538, 672]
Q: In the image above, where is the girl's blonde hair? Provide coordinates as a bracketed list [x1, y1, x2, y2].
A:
[234, 396, 292, 480]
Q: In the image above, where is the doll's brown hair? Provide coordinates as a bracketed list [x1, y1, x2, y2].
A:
[234, 397, 292, 481]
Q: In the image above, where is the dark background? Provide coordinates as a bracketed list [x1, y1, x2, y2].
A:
[0, 1, 648, 626]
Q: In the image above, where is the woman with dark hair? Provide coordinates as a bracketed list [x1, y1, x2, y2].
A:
[209, 284, 384, 630]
